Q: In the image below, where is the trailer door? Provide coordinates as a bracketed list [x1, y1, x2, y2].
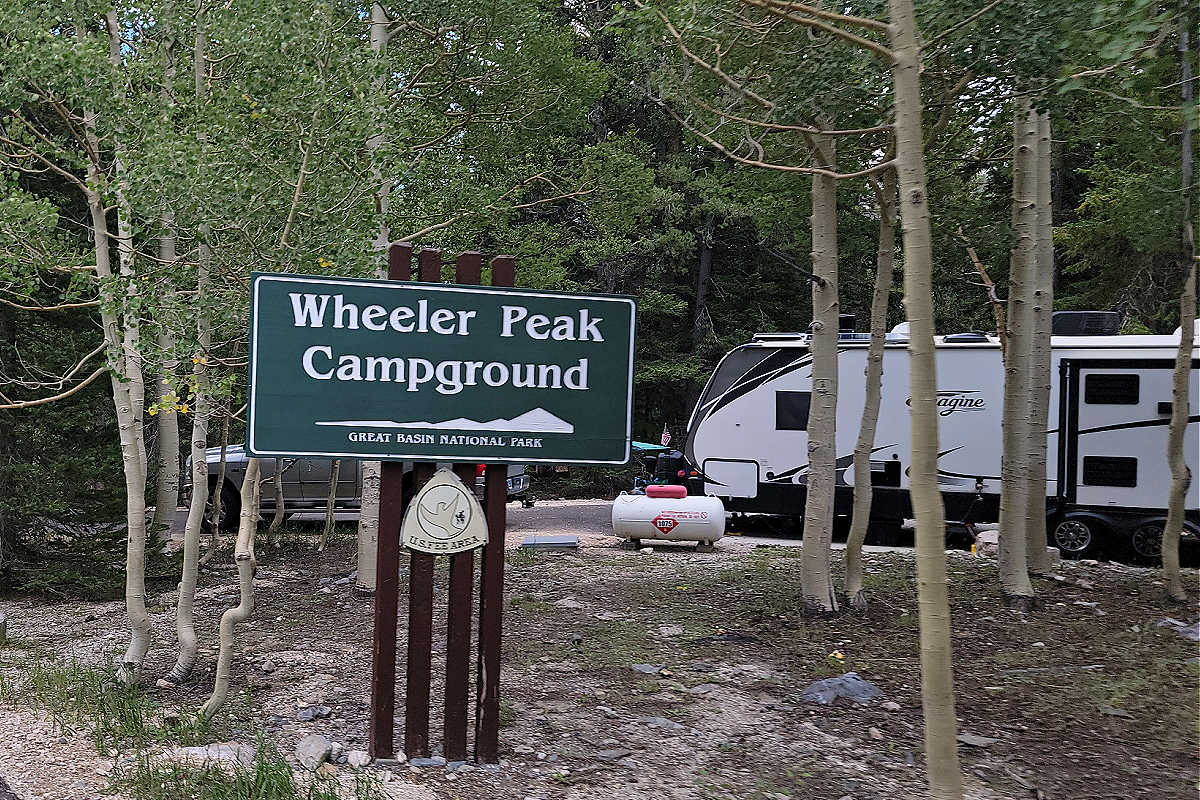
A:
[1064, 359, 1198, 511]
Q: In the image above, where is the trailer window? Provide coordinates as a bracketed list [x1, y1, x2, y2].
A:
[1084, 373, 1139, 404]
[776, 391, 812, 431]
[1081, 455, 1138, 488]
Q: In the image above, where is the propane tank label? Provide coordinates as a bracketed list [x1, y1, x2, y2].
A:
[651, 509, 711, 532]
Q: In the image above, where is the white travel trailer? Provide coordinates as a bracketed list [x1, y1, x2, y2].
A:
[683, 313, 1199, 560]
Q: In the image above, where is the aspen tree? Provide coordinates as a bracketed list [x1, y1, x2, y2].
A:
[1163, 18, 1196, 603]
[844, 167, 896, 610]
[164, 1, 213, 684]
[94, 8, 153, 682]
[269, 460, 286, 532]
[800, 134, 841, 613]
[318, 459, 340, 552]
[151, 12, 181, 541]
[1025, 109, 1056, 576]
[356, 1, 392, 596]
[886, 0, 965, 794]
[998, 99, 1037, 609]
[201, 457, 261, 718]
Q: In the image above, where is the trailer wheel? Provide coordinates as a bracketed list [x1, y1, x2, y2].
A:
[1052, 517, 1099, 558]
[1128, 521, 1164, 565]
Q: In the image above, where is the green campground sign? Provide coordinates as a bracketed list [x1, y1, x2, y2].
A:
[247, 273, 636, 464]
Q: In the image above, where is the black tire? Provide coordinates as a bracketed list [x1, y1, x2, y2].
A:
[1128, 521, 1164, 565]
[1053, 516, 1100, 558]
[203, 481, 241, 533]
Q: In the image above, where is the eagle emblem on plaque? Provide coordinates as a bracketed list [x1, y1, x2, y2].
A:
[401, 467, 489, 554]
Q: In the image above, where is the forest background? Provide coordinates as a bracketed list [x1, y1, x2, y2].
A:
[0, 0, 1194, 597]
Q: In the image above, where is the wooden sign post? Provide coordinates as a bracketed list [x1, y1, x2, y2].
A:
[370, 246, 516, 763]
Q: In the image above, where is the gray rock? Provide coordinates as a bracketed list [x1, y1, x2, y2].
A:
[880, 701, 901, 712]
[631, 663, 665, 675]
[346, 750, 371, 768]
[409, 756, 447, 767]
[596, 706, 620, 719]
[637, 716, 685, 731]
[1100, 705, 1133, 719]
[1157, 617, 1200, 642]
[554, 597, 585, 609]
[598, 748, 635, 761]
[295, 734, 332, 769]
[687, 683, 720, 696]
[162, 742, 256, 768]
[868, 727, 884, 740]
[297, 705, 332, 721]
[261, 660, 277, 673]
[800, 672, 881, 706]
[446, 760, 467, 771]
[639, 547, 653, 554]
[658, 625, 684, 637]
[956, 733, 999, 747]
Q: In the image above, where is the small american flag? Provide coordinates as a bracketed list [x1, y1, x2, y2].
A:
[660, 424, 671, 446]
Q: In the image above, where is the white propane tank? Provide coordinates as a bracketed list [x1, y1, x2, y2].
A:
[611, 492, 726, 544]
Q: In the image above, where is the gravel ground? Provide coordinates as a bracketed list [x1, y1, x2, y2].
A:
[0, 706, 128, 800]
[2, 499, 1197, 799]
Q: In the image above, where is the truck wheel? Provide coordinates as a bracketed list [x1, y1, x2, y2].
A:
[1128, 521, 1164, 565]
[1052, 517, 1098, 559]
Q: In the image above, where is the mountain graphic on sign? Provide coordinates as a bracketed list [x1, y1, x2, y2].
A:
[315, 407, 574, 434]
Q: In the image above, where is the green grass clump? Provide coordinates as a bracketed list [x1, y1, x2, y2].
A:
[120, 740, 383, 800]
[0, 656, 212, 752]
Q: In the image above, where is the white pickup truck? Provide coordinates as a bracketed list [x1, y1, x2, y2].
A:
[184, 445, 531, 530]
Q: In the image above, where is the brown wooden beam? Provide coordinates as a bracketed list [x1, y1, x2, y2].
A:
[475, 254, 515, 764]
[404, 462, 436, 758]
[367, 242, 413, 760]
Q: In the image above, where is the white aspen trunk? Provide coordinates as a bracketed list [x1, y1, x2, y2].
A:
[998, 99, 1037, 609]
[200, 456, 261, 719]
[799, 134, 840, 614]
[269, 459, 286, 531]
[318, 459, 340, 552]
[1163, 261, 1195, 601]
[151, 255, 180, 539]
[100, 9, 152, 682]
[357, 460, 381, 592]
[205, 413, 230, 536]
[1025, 110, 1056, 576]
[356, 1, 391, 595]
[1164, 21, 1195, 603]
[163, 236, 210, 685]
[151, 11, 180, 541]
[886, 2, 965, 796]
[115, 162, 151, 682]
[843, 168, 896, 610]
